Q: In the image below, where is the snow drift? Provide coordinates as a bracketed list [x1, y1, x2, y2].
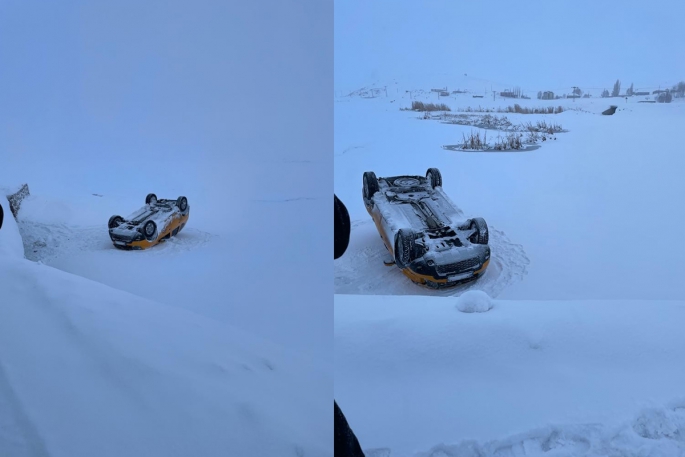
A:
[0, 256, 330, 457]
[335, 294, 685, 457]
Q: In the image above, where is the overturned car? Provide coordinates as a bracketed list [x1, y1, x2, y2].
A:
[108, 194, 189, 250]
[363, 167, 490, 289]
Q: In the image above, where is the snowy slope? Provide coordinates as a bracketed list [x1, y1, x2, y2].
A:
[0, 255, 330, 457]
[335, 293, 685, 457]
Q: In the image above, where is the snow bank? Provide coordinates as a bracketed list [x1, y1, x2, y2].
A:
[335, 294, 685, 456]
[411, 401, 685, 457]
[0, 257, 331, 457]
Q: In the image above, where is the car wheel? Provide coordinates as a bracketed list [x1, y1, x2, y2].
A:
[108, 215, 124, 229]
[426, 168, 443, 188]
[363, 171, 379, 203]
[145, 193, 158, 205]
[394, 228, 416, 268]
[469, 217, 489, 245]
[143, 220, 157, 240]
[176, 196, 188, 212]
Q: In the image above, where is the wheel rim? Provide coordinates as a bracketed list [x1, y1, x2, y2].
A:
[150, 196, 157, 204]
[181, 198, 187, 210]
[363, 176, 369, 199]
[145, 223, 154, 236]
[427, 172, 433, 184]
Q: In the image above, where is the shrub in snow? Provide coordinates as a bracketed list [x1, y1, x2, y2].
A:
[410, 101, 451, 112]
[455, 290, 493, 313]
[493, 132, 523, 151]
[461, 130, 487, 150]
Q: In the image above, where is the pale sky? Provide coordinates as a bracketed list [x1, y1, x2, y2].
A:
[335, 0, 685, 93]
[0, 0, 331, 170]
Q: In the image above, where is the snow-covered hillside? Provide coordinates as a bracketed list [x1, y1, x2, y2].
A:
[0, 254, 330, 457]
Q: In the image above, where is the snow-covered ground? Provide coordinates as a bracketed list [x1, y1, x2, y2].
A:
[334, 83, 685, 456]
[1, 1, 332, 455]
[335, 294, 685, 457]
[335, 90, 685, 300]
[0, 254, 330, 457]
[335, 2, 685, 452]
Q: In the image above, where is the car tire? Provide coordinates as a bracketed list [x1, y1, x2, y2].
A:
[0, 202, 3, 230]
[363, 171, 379, 203]
[176, 196, 188, 212]
[426, 168, 443, 188]
[469, 217, 489, 245]
[143, 220, 157, 240]
[394, 228, 416, 268]
[108, 215, 124, 229]
[145, 193, 158, 205]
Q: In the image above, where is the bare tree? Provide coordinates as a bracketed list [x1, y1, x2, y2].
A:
[612, 79, 621, 97]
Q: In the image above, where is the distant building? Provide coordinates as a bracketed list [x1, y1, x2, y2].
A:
[541, 91, 555, 100]
[634, 91, 650, 96]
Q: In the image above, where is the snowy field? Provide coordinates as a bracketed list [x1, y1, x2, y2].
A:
[334, 80, 685, 456]
[0, 1, 332, 456]
[335, 87, 685, 300]
[332, 2, 685, 455]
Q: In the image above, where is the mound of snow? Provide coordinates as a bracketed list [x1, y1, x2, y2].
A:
[0, 197, 24, 259]
[0, 257, 330, 457]
[455, 289, 493, 313]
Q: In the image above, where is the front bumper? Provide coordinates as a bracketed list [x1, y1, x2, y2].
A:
[402, 254, 490, 289]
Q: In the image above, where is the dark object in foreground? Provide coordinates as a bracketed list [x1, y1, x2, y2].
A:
[363, 167, 490, 289]
[108, 193, 189, 250]
[335, 401, 365, 457]
[334, 196, 366, 456]
[602, 105, 618, 115]
[0, 201, 3, 230]
[335, 195, 350, 259]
